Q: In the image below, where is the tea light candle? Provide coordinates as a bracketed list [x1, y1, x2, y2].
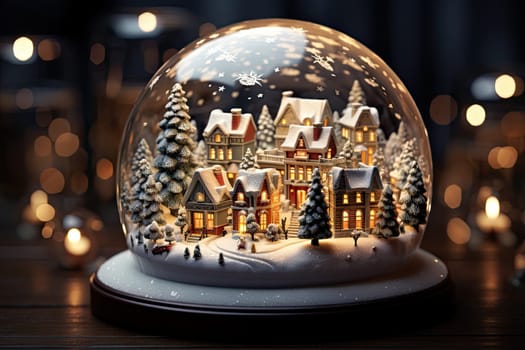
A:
[64, 228, 92, 256]
[475, 196, 511, 233]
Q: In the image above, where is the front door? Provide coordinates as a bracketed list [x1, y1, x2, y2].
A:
[296, 189, 307, 208]
[192, 212, 204, 232]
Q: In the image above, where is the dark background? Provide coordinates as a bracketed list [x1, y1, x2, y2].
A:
[1, 0, 524, 248]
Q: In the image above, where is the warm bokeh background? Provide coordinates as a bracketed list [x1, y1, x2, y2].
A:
[1, 0, 524, 269]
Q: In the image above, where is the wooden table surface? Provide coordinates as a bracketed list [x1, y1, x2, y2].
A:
[1, 209, 524, 349]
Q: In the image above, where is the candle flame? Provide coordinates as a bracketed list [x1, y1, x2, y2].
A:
[485, 196, 500, 219]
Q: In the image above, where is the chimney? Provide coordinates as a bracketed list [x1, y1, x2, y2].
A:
[313, 122, 322, 141]
[213, 166, 225, 186]
[281, 90, 294, 98]
[231, 108, 242, 130]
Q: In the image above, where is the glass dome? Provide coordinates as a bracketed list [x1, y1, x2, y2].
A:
[116, 18, 433, 287]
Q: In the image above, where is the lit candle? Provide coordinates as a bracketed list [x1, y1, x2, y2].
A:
[475, 196, 511, 234]
[64, 228, 92, 256]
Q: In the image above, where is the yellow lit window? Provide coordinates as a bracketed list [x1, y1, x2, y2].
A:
[215, 134, 221, 143]
[356, 131, 363, 143]
[227, 148, 232, 160]
[343, 194, 349, 204]
[239, 214, 246, 233]
[369, 130, 375, 142]
[342, 128, 349, 138]
[356, 210, 362, 229]
[298, 167, 304, 180]
[193, 212, 203, 229]
[306, 167, 312, 180]
[261, 191, 268, 201]
[298, 138, 304, 148]
[260, 212, 267, 230]
[327, 148, 332, 159]
[304, 119, 311, 126]
[281, 119, 287, 125]
[356, 192, 362, 203]
[218, 148, 224, 160]
[323, 118, 328, 126]
[370, 192, 376, 202]
[369, 209, 376, 228]
[237, 192, 245, 202]
[363, 126, 368, 132]
[195, 192, 205, 202]
[209, 148, 216, 159]
[289, 167, 295, 180]
[342, 211, 349, 230]
[368, 148, 374, 165]
[207, 213, 214, 229]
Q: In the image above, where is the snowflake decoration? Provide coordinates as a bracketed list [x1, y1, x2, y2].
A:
[232, 71, 264, 87]
[311, 53, 335, 72]
[216, 50, 237, 62]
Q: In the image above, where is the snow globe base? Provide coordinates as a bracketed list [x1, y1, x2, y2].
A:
[90, 246, 454, 340]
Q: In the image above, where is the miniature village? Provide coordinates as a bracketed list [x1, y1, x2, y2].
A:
[119, 78, 428, 286]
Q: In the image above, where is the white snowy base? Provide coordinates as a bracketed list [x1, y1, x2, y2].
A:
[129, 226, 423, 288]
[95, 248, 447, 309]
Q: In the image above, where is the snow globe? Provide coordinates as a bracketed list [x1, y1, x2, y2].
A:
[91, 18, 452, 337]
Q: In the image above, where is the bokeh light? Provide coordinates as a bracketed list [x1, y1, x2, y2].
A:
[48, 118, 71, 141]
[12, 36, 34, 62]
[138, 12, 157, 33]
[34, 136, 52, 157]
[40, 167, 65, 194]
[429, 94, 458, 125]
[495, 74, 516, 99]
[90, 43, 105, 65]
[37, 38, 61, 61]
[55, 132, 80, 157]
[447, 217, 471, 245]
[96, 158, 114, 180]
[35, 203, 55, 222]
[444, 184, 462, 209]
[466, 104, 486, 126]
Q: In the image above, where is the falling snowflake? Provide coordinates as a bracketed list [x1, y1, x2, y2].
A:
[316, 86, 325, 92]
[274, 67, 280, 73]
[216, 50, 237, 62]
[232, 71, 264, 87]
[311, 52, 335, 72]
[218, 86, 225, 92]
[257, 93, 264, 98]
[218, 72, 225, 78]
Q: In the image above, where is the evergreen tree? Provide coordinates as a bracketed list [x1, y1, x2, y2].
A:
[129, 159, 153, 228]
[195, 140, 208, 168]
[297, 167, 331, 246]
[372, 185, 399, 238]
[332, 111, 343, 150]
[154, 83, 199, 210]
[144, 221, 164, 242]
[245, 208, 260, 241]
[390, 138, 416, 195]
[399, 160, 427, 231]
[240, 148, 259, 170]
[164, 224, 175, 245]
[256, 105, 275, 151]
[131, 138, 153, 184]
[174, 207, 188, 235]
[397, 121, 410, 144]
[339, 139, 354, 167]
[120, 180, 131, 215]
[141, 174, 166, 227]
[373, 143, 389, 185]
[349, 80, 366, 105]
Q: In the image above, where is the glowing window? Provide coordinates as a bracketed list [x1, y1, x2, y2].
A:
[227, 148, 232, 160]
[327, 148, 332, 159]
[356, 210, 362, 229]
[369, 130, 376, 142]
[369, 209, 376, 228]
[304, 119, 311, 126]
[215, 134, 222, 143]
[343, 194, 349, 204]
[193, 212, 203, 229]
[237, 192, 245, 202]
[289, 167, 295, 180]
[281, 119, 287, 125]
[195, 192, 205, 202]
[207, 213, 214, 229]
[239, 214, 246, 233]
[342, 211, 349, 230]
[342, 128, 349, 138]
[260, 212, 267, 230]
[370, 192, 376, 202]
[306, 167, 312, 180]
[368, 148, 374, 165]
[209, 148, 216, 159]
[356, 192, 362, 203]
[218, 148, 224, 160]
[261, 191, 268, 201]
[298, 167, 304, 180]
[356, 131, 363, 143]
[323, 118, 328, 126]
[298, 138, 305, 148]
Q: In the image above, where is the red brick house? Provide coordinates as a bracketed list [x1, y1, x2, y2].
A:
[202, 108, 256, 183]
[230, 168, 282, 233]
[280, 124, 343, 209]
[182, 165, 232, 235]
[328, 165, 383, 237]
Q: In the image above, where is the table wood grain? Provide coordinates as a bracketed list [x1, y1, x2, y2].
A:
[1, 213, 524, 349]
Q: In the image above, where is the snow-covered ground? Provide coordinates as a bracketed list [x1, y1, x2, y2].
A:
[129, 226, 423, 288]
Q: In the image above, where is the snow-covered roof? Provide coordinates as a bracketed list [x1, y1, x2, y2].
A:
[202, 109, 255, 138]
[331, 165, 383, 191]
[274, 92, 332, 125]
[280, 125, 334, 152]
[183, 165, 232, 204]
[337, 105, 380, 129]
[232, 168, 281, 197]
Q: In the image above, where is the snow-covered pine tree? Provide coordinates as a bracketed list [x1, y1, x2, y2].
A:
[397, 120, 410, 144]
[164, 224, 175, 245]
[297, 167, 331, 246]
[390, 138, 416, 197]
[332, 110, 343, 150]
[349, 80, 366, 105]
[195, 140, 208, 168]
[256, 104, 275, 151]
[140, 174, 166, 227]
[129, 159, 153, 229]
[154, 83, 199, 210]
[240, 147, 259, 170]
[120, 180, 131, 215]
[339, 139, 354, 167]
[144, 221, 164, 242]
[190, 120, 199, 143]
[245, 208, 260, 241]
[399, 160, 427, 231]
[174, 207, 188, 234]
[372, 184, 399, 238]
[373, 143, 389, 185]
[131, 138, 153, 184]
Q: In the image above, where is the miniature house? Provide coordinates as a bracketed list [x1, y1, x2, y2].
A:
[280, 124, 343, 209]
[328, 165, 383, 237]
[182, 165, 233, 235]
[231, 168, 282, 233]
[273, 91, 333, 149]
[336, 103, 380, 166]
[202, 108, 257, 182]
